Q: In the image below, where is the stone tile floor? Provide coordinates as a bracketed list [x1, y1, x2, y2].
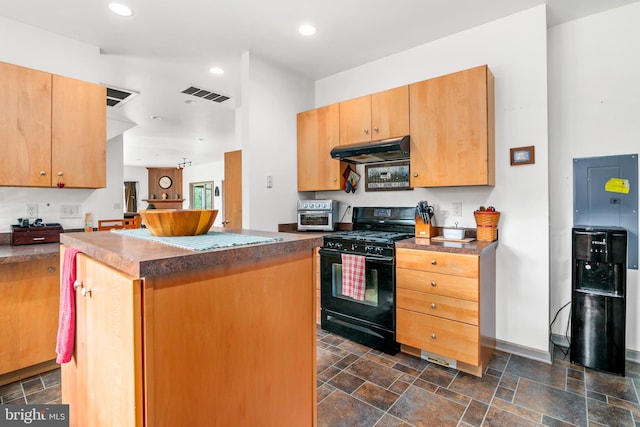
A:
[1, 328, 639, 426]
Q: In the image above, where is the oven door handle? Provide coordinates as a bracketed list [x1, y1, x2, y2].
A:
[319, 249, 394, 264]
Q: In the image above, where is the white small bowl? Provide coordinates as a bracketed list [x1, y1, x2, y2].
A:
[443, 228, 465, 240]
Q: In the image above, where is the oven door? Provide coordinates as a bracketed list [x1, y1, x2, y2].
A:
[319, 248, 398, 352]
[297, 211, 334, 231]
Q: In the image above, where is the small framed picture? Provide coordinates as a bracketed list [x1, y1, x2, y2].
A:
[364, 161, 412, 192]
[510, 146, 535, 166]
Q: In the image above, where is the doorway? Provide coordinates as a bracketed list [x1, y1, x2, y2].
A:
[190, 181, 214, 209]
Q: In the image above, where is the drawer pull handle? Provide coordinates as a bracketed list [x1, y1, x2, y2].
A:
[430, 303, 436, 309]
[431, 260, 437, 265]
[48, 267, 55, 273]
[431, 333, 436, 339]
[32, 237, 46, 241]
[81, 288, 92, 297]
[73, 280, 82, 290]
[431, 281, 437, 287]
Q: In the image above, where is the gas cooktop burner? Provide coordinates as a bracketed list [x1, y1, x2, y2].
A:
[328, 230, 413, 243]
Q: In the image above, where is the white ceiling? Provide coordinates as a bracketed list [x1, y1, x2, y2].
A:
[1, 0, 637, 168]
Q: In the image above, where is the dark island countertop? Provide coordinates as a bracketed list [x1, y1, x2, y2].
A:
[396, 237, 498, 255]
[60, 227, 324, 279]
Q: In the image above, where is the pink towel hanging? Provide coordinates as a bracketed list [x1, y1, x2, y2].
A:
[341, 254, 366, 301]
[56, 247, 80, 364]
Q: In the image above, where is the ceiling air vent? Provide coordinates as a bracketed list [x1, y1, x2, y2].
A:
[181, 86, 230, 103]
[103, 84, 139, 108]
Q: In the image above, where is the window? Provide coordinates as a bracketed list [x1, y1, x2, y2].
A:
[190, 181, 213, 209]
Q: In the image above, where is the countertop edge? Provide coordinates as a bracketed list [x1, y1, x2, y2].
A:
[61, 229, 323, 279]
[395, 237, 499, 255]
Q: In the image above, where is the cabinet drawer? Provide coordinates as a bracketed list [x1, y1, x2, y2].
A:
[396, 248, 478, 278]
[397, 308, 479, 365]
[397, 288, 478, 325]
[397, 268, 478, 301]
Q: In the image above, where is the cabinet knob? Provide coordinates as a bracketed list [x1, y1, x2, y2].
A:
[48, 267, 55, 273]
[430, 303, 436, 309]
[431, 260, 437, 265]
[364, 129, 369, 135]
[73, 280, 82, 290]
[81, 288, 92, 297]
[413, 173, 418, 177]
[40, 170, 46, 176]
[431, 333, 436, 339]
[374, 127, 379, 133]
[58, 171, 63, 176]
[333, 178, 337, 182]
[431, 281, 437, 287]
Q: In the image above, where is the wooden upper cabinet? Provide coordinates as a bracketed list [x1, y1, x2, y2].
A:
[410, 65, 495, 187]
[297, 103, 343, 191]
[339, 86, 409, 145]
[52, 75, 107, 188]
[0, 61, 52, 187]
[0, 61, 106, 188]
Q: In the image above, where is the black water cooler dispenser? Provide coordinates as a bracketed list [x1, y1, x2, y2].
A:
[571, 227, 627, 375]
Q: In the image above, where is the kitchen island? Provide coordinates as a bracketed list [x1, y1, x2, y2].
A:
[60, 228, 323, 427]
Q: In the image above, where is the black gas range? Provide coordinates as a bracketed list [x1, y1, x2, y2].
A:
[320, 207, 415, 354]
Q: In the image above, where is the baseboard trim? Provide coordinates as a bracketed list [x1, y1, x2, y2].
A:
[495, 338, 552, 364]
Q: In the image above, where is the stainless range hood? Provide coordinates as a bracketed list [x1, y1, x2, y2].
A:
[330, 135, 410, 164]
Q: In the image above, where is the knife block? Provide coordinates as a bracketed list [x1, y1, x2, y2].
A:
[415, 219, 438, 238]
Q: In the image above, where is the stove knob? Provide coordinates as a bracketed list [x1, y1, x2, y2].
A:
[364, 245, 372, 253]
[376, 247, 384, 255]
[336, 243, 343, 249]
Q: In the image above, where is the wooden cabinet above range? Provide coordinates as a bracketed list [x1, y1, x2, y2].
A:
[339, 85, 409, 145]
[0, 61, 106, 188]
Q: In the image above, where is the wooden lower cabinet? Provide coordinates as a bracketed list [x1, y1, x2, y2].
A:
[62, 247, 317, 427]
[0, 256, 60, 383]
[395, 247, 496, 377]
[62, 252, 143, 427]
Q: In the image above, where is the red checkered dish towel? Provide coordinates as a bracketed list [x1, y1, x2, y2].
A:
[341, 253, 366, 301]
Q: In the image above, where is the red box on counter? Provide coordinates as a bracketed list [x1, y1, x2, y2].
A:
[11, 224, 64, 245]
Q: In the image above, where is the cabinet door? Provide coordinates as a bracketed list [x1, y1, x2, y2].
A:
[0, 257, 59, 375]
[63, 253, 143, 427]
[0, 61, 52, 187]
[339, 95, 371, 145]
[371, 86, 409, 141]
[52, 75, 106, 188]
[297, 104, 343, 191]
[410, 65, 494, 187]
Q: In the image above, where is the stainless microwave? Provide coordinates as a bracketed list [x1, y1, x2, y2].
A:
[297, 200, 340, 231]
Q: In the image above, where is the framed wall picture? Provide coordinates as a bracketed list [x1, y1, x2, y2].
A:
[364, 161, 412, 191]
[510, 146, 535, 166]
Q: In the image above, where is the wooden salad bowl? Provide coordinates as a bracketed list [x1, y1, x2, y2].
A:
[140, 209, 218, 237]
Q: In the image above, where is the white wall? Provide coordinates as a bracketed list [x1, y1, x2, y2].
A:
[548, 2, 640, 352]
[0, 17, 126, 231]
[240, 53, 314, 231]
[313, 6, 551, 355]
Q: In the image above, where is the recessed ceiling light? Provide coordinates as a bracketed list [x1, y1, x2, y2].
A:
[298, 24, 316, 36]
[209, 67, 224, 75]
[150, 115, 163, 120]
[108, 3, 133, 16]
[184, 100, 197, 104]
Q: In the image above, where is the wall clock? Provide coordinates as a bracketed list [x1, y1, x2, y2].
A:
[158, 176, 173, 189]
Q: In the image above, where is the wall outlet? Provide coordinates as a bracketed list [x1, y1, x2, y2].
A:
[27, 204, 38, 218]
[60, 204, 81, 218]
[452, 202, 462, 216]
